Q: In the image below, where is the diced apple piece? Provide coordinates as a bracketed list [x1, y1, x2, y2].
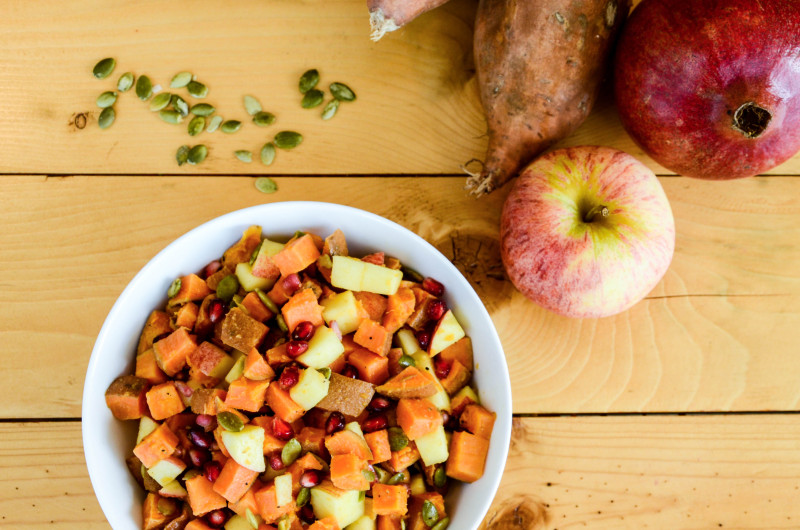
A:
[274, 473, 293, 508]
[394, 329, 420, 357]
[331, 256, 402, 296]
[296, 326, 345, 369]
[159, 479, 188, 499]
[414, 424, 449, 466]
[411, 351, 451, 412]
[225, 356, 246, 385]
[137, 416, 159, 445]
[225, 514, 255, 530]
[428, 310, 465, 356]
[321, 291, 367, 335]
[346, 515, 377, 530]
[289, 368, 330, 410]
[251, 239, 285, 281]
[235, 262, 274, 292]
[311, 480, 365, 528]
[147, 456, 187, 487]
[409, 474, 427, 495]
[221, 425, 266, 472]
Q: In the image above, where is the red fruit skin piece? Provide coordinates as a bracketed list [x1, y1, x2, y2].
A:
[614, 0, 800, 180]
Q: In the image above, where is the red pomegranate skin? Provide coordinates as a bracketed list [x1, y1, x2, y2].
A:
[614, 0, 800, 179]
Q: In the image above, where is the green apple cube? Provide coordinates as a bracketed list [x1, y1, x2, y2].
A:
[429, 310, 465, 356]
[251, 239, 284, 280]
[136, 416, 159, 445]
[224, 514, 255, 530]
[411, 351, 451, 412]
[296, 326, 345, 369]
[221, 425, 266, 472]
[235, 262, 274, 292]
[311, 480, 365, 528]
[159, 479, 188, 499]
[289, 367, 330, 410]
[330, 255, 402, 295]
[395, 328, 421, 356]
[210, 352, 236, 379]
[225, 355, 246, 385]
[409, 474, 427, 495]
[274, 473, 293, 508]
[321, 290, 365, 335]
[346, 515, 377, 530]
[343, 422, 374, 461]
[414, 424, 449, 466]
[146, 456, 186, 487]
[363, 497, 376, 520]
[453, 385, 480, 406]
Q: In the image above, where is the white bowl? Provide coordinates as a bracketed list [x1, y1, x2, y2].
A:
[83, 201, 512, 530]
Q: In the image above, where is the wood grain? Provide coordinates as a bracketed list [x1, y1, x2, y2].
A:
[6, 417, 800, 529]
[1, 0, 798, 176]
[1, 176, 798, 418]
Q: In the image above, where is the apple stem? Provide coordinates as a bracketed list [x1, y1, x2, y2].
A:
[583, 204, 610, 223]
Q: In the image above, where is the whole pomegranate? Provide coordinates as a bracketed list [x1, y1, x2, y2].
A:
[614, 0, 800, 179]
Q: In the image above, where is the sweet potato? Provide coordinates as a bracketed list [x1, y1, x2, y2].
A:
[138, 310, 173, 354]
[297, 426, 327, 456]
[254, 482, 295, 523]
[364, 429, 392, 464]
[465, 0, 630, 196]
[323, 229, 348, 257]
[386, 443, 420, 473]
[367, 0, 451, 41]
[142, 492, 168, 530]
[354, 292, 387, 322]
[212, 458, 259, 503]
[146, 381, 185, 421]
[244, 347, 276, 381]
[220, 307, 268, 352]
[169, 274, 213, 306]
[309, 517, 340, 530]
[185, 520, 216, 530]
[282, 288, 324, 333]
[377, 515, 403, 530]
[445, 430, 490, 483]
[330, 453, 371, 490]
[229, 483, 262, 517]
[136, 348, 168, 385]
[241, 291, 274, 322]
[225, 376, 271, 413]
[459, 403, 496, 439]
[185, 473, 228, 516]
[407, 492, 446, 530]
[222, 225, 263, 269]
[353, 319, 393, 356]
[382, 287, 415, 333]
[134, 423, 179, 468]
[439, 359, 470, 396]
[153, 327, 197, 377]
[266, 383, 305, 423]
[349, 348, 390, 385]
[325, 429, 374, 461]
[272, 234, 321, 277]
[105, 375, 149, 420]
[250, 416, 288, 454]
[372, 483, 409, 516]
[396, 398, 442, 440]
[375, 367, 436, 399]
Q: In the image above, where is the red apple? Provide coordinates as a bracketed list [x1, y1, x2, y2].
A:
[500, 146, 674, 318]
[614, 0, 800, 179]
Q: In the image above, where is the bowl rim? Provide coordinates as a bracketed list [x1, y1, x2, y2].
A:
[82, 201, 512, 529]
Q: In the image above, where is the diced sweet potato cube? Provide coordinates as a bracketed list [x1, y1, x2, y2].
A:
[354, 319, 392, 356]
[222, 225, 263, 269]
[169, 273, 213, 306]
[241, 291, 274, 322]
[142, 493, 168, 530]
[460, 404, 496, 439]
[364, 429, 392, 465]
[220, 307, 268, 352]
[372, 484, 409, 516]
[377, 515, 403, 530]
[450, 387, 479, 417]
[254, 482, 294, 524]
[438, 336, 473, 371]
[225, 377, 271, 413]
[288, 452, 325, 495]
[244, 348, 276, 381]
[153, 327, 197, 377]
[387, 348, 405, 377]
[146, 381, 186, 421]
[315, 373, 375, 417]
[439, 360, 471, 396]
[330, 453, 370, 491]
[190, 388, 227, 415]
[134, 423, 179, 468]
[348, 348, 390, 385]
[297, 426, 326, 456]
[105, 375, 149, 420]
[136, 348, 168, 385]
[267, 275, 295, 306]
[174, 302, 199, 330]
[322, 229, 348, 256]
[212, 458, 259, 503]
[185, 473, 228, 516]
[266, 342, 293, 366]
[138, 310, 173, 355]
[375, 367, 436, 399]
[309, 517, 340, 530]
[281, 288, 324, 333]
[353, 292, 387, 321]
[408, 492, 446, 530]
[272, 234, 321, 277]
[396, 398, 442, 440]
[445, 430, 490, 483]
[382, 287, 416, 333]
[406, 288, 436, 330]
[228, 483, 262, 517]
[266, 383, 305, 423]
[325, 429, 373, 461]
[386, 444, 420, 473]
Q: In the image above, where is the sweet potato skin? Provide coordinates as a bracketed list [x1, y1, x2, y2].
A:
[367, 0, 451, 40]
[467, 0, 630, 196]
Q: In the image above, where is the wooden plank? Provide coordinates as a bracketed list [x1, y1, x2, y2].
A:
[1, 0, 798, 176]
[1, 176, 798, 417]
[5, 416, 800, 529]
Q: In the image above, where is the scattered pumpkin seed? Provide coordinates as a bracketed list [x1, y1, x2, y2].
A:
[388, 427, 409, 452]
[274, 131, 303, 149]
[422, 500, 439, 527]
[135, 75, 153, 100]
[216, 274, 239, 301]
[430, 518, 450, 530]
[318, 367, 332, 380]
[281, 438, 302, 466]
[433, 466, 447, 488]
[296, 487, 310, 508]
[245, 508, 260, 529]
[235, 150, 252, 163]
[190, 103, 215, 117]
[117, 72, 135, 92]
[253, 111, 276, 127]
[255, 287, 280, 314]
[275, 314, 289, 332]
[186, 80, 208, 98]
[321, 99, 339, 120]
[176, 145, 190, 166]
[260, 143, 276, 166]
[171, 95, 189, 116]
[301, 89, 324, 109]
[92, 57, 116, 79]
[217, 411, 244, 432]
[299, 68, 320, 94]
[187, 144, 208, 165]
[243, 95, 262, 116]
[170, 71, 193, 88]
[96, 91, 117, 108]
[255, 176, 278, 194]
[167, 278, 182, 298]
[159, 109, 183, 124]
[398, 354, 416, 369]
[149, 92, 172, 112]
[188, 116, 205, 136]
[330, 82, 356, 102]
[98, 107, 115, 129]
[221, 120, 242, 134]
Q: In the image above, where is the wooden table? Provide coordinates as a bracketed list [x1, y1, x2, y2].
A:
[3, 1, 799, 528]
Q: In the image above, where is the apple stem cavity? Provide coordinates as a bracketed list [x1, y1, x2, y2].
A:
[583, 204, 610, 223]
[732, 101, 772, 139]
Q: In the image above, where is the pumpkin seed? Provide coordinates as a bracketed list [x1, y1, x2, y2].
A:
[388, 427, 409, 452]
[255, 176, 278, 194]
[245, 508, 260, 529]
[188, 116, 205, 136]
[96, 91, 117, 108]
[149, 92, 172, 112]
[190, 103, 215, 117]
[207, 115, 223, 132]
[433, 466, 447, 488]
[176, 145, 190, 166]
[253, 111, 276, 127]
[217, 411, 244, 432]
[249, 241, 263, 265]
[136, 75, 153, 100]
[117, 72, 135, 92]
[430, 518, 450, 530]
[362, 469, 376, 483]
[187, 144, 208, 165]
[299, 68, 320, 94]
[301, 89, 324, 109]
[221, 120, 242, 134]
[374, 466, 391, 484]
[330, 82, 356, 102]
[171, 95, 189, 116]
[401, 265, 424, 283]
[274, 131, 303, 149]
[243, 95, 262, 116]
[156, 497, 177, 516]
[216, 274, 239, 301]
[321, 99, 339, 120]
[387, 471, 408, 485]
[159, 109, 183, 124]
[167, 278, 182, 298]
[235, 150, 252, 163]
[186, 80, 208, 98]
[281, 438, 302, 466]
[275, 314, 289, 332]
[92, 57, 116, 79]
[422, 500, 439, 527]
[398, 354, 416, 369]
[277, 517, 290, 530]
[98, 107, 115, 129]
[318, 367, 332, 380]
[296, 487, 310, 508]
[170, 71, 193, 88]
[260, 143, 276, 166]
[255, 287, 280, 314]
[358, 491, 366, 502]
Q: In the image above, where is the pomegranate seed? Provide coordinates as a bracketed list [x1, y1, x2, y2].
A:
[415, 329, 431, 350]
[286, 340, 309, 358]
[422, 277, 445, 297]
[325, 412, 346, 435]
[292, 321, 316, 341]
[203, 260, 222, 279]
[341, 364, 358, 379]
[196, 414, 215, 429]
[204, 460, 221, 482]
[279, 364, 301, 390]
[434, 356, 452, 379]
[367, 396, 391, 412]
[427, 299, 448, 321]
[300, 469, 322, 488]
[282, 273, 301, 293]
[205, 508, 228, 527]
[208, 299, 225, 324]
[298, 503, 316, 524]
[174, 380, 193, 398]
[188, 447, 210, 468]
[269, 453, 285, 471]
[272, 418, 294, 441]
[361, 414, 388, 433]
[189, 428, 212, 449]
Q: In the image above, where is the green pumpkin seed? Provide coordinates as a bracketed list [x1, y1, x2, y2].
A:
[401, 265, 424, 283]
[245, 508, 260, 529]
[96, 91, 117, 108]
[330, 82, 356, 102]
[275, 314, 289, 332]
[321, 99, 339, 120]
[176, 145, 190, 166]
[167, 278, 182, 298]
[387, 471, 408, 485]
[299, 68, 320, 94]
[149, 92, 172, 112]
[358, 491, 366, 502]
[187, 144, 208, 165]
[220, 120, 242, 134]
[274, 131, 303, 149]
[388, 427, 409, 452]
[281, 438, 302, 466]
[136, 75, 153, 101]
[186, 80, 208, 98]
[159, 109, 183, 124]
[374, 466, 391, 484]
[156, 497, 177, 516]
[243, 95, 262, 116]
[253, 111, 276, 127]
[249, 241, 263, 266]
[255, 287, 280, 314]
[430, 517, 449, 530]
[296, 487, 310, 508]
[217, 411, 244, 432]
[190, 103, 215, 117]
[260, 143, 276, 166]
[207, 115, 223, 133]
[92, 57, 116, 79]
[216, 274, 239, 301]
[187, 116, 205, 136]
[422, 500, 439, 527]
[277, 517, 290, 530]
[255, 176, 278, 194]
[433, 466, 447, 488]
[98, 107, 115, 129]
[362, 469, 376, 483]
[170, 71, 193, 88]
[171, 95, 189, 116]
[235, 150, 252, 163]
[301, 89, 324, 109]
[117, 72, 135, 92]
[318, 367, 332, 380]
[398, 354, 416, 369]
